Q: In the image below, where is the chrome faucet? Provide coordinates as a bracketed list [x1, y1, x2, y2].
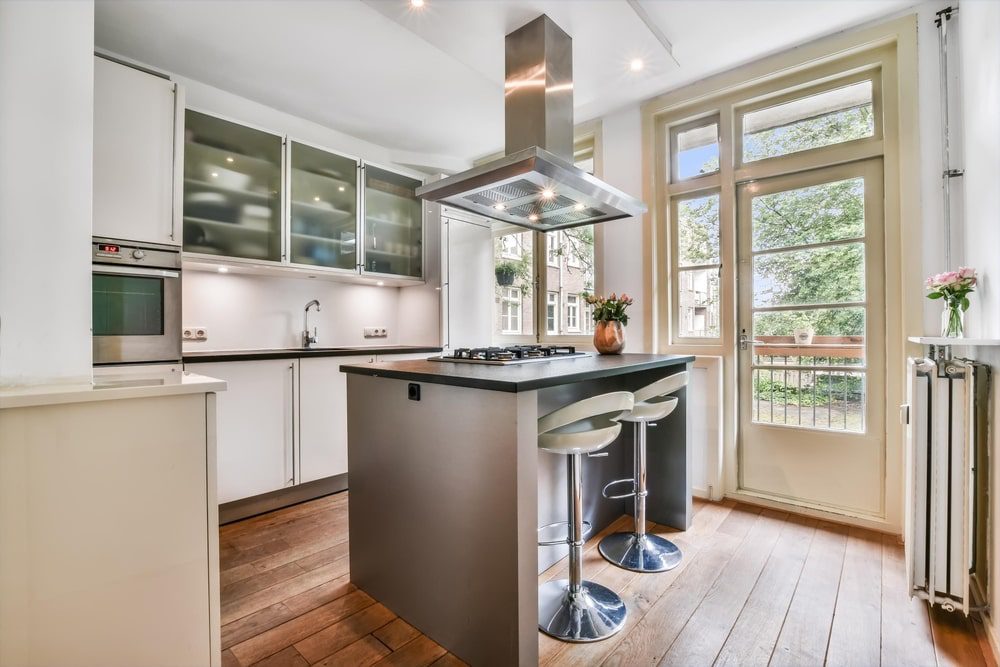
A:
[303, 300, 321, 348]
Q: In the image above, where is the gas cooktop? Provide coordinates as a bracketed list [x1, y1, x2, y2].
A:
[429, 345, 589, 365]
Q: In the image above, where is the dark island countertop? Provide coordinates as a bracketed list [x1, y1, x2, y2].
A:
[183, 345, 442, 363]
[340, 353, 694, 392]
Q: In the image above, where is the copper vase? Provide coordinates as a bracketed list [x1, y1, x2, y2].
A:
[593, 320, 625, 354]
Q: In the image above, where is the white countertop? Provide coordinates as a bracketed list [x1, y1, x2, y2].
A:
[0, 370, 227, 409]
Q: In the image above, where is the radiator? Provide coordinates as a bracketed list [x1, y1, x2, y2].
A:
[905, 356, 991, 614]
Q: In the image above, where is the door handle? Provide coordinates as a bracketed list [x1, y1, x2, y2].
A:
[740, 330, 751, 350]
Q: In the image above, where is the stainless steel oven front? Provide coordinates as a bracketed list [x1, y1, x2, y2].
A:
[92, 238, 182, 365]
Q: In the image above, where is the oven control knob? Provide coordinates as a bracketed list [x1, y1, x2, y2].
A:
[132, 249, 146, 260]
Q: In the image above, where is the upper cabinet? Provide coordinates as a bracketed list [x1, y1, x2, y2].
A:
[363, 166, 423, 279]
[181, 110, 424, 283]
[289, 141, 358, 271]
[93, 57, 182, 246]
[183, 110, 283, 262]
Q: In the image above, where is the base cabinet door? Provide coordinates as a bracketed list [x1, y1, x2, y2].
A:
[186, 360, 296, 503]
[298, 355, 373, 484]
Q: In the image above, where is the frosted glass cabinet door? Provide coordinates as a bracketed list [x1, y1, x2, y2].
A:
[183, 110, 283, 262]
[363, 165, 423, 279]
[289, 142, 359, 271]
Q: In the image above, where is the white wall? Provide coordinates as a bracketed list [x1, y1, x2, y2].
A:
[0, 1, 95, 387]
[183, 271, 404, 350]
[599, 106, 649, 352]
[955, 0, 1000, 650]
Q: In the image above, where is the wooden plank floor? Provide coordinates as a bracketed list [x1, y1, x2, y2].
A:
[220, 492, 993, 667]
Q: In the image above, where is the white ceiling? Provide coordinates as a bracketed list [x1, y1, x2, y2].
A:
[95, 0, 916, 170]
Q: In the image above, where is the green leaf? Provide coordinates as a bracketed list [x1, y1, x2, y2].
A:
[962, 297, 970, 311]
[927, 292, 943, 299]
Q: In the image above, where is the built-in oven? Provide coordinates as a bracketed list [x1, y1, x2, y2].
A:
[92, 238, 182, 365]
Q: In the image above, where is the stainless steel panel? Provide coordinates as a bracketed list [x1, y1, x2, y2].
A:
[504, 15, 573, 159]
[414, 14, 648, 231]
[415, 147, 646, 231]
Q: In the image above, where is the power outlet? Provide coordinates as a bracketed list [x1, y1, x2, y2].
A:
[183, 326, 208, 341]
[363, 327, 388, 338]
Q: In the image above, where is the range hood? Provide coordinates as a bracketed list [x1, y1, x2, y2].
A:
[415, 15, 647, 231]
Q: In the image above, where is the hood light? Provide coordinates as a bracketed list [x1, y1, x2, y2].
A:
[541, 189, 555, 199]
[494, 203, 507, 211]
[217, 266, 229, 273]
[528, 214, 539, 221]
[574, 203, 586, 211]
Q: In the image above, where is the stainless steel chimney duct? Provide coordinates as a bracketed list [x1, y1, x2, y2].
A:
[415, 15, 647, 231]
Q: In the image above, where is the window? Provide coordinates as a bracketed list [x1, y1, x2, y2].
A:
[500, 234, 523, 259]
[500, 288, 521, 334]
[671, 118, 720, 181]
[547, 233, 561, 267]
[546, 292, 559, 334]
[566, 294, 580, 332]
[741, 78, 875, 163]
[485, 127, 601, 344]
[493, 230, 533, 339]
[674, 192, 721, 338]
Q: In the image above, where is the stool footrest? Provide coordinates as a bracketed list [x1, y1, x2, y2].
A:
[602, 478, 637, 500]
[537, 520, 593, 547]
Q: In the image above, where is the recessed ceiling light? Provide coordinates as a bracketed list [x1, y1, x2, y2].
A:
[541, 189, 555, 199]
[629, 58, 644, 72]
[225, 156, 234, 163]
[528, 214, 539, 221]
[217, 266, 228, 273]
[410, 0, 425, 7]
[574, 203, 586, 211]
[494, 203, 507, 210]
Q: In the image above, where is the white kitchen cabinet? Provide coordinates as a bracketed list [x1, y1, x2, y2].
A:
[0, 389, 222, 667]
[186, 359, 296, 503]
[298, 355, 374, 484]
[93, 56, 182, 245]
[442, 213, 494, 348]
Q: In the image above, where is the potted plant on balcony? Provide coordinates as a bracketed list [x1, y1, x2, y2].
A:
[585, 292, 634, 354]
[495, 261, 519, 286]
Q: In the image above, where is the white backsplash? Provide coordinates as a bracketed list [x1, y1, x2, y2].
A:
[182, 270, 404, 351]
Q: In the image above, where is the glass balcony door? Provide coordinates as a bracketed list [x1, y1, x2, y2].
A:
[737, 159, 886, 516]
[362, 165, 423, 279]
[288, 141, 359, 271]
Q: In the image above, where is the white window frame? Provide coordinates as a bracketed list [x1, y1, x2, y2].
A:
[643, 21, 918, 532]
[565, 294, 580, 332]
[500, 287, 521, 334]
[546, 292, 559, 334]
[500, 234, 523, 260]
[547, 233, 561, 267]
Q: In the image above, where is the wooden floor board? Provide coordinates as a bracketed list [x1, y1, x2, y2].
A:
[219, 492, 988, 667]
[769, 521, 850, 667]
[825, 527, 883, 667]
[713, 514, 817, 667]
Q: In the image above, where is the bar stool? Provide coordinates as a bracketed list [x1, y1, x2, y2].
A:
[537, 391, 634, 642]
[599, 372, 689, 573]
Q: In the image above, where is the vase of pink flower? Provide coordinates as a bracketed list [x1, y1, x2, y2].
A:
[925, 267, 977, 338]
[585, 292, 634, 354]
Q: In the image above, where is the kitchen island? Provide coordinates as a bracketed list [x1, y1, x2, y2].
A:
[341, 353, 693, 666]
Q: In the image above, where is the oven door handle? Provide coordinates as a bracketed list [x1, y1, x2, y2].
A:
[94, 265, 180, 279]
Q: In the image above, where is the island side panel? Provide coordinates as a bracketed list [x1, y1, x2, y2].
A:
[346, 374, 538, 667]
[643, 384, 692, 530]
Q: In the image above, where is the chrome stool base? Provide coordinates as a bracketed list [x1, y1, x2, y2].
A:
[538, 578, 628, 642]
[598, 532, 682, 573]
